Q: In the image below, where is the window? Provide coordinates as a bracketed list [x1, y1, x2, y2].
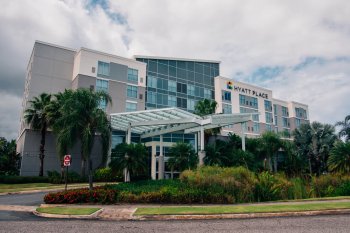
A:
[223, 104, 232, 114]
[239, 94, 245, 105]
[187, 99, 196, 111]
[147, 76, 157, 88]
[282, 106, 289, 117]
[240, 107, 259, 121]
[97, 61, 109, 76]
[157, 93, 168, 105]
[177, 82, 187, 94]
[177, 97, 187, 108]
[204, 88, 212, 99]
[265, 112, 273, 123]
[252, 97, 258, 109]
[147, 91, 156, 104]
[273, 104, 277, 115]
[157, 78, 168, 90]
[96, 79, 108, 110]
[127, 85, 138, 98]
[187, 84, 195, 96]
[296, 118, 301, 127]
[282, 117, 289, 128]
[126, 102, 137, 112]
[222, 91, 231, 102]
[264, 100, 272, 112]
[295, 107, 307, 119]
[168, 80, 177, 92]
[266, 124, 272, 131]
[127, 68, 138, 82]
[253, 122, 260, 133]
[168, 96, 177, 107]
[274, 115, 278, 126]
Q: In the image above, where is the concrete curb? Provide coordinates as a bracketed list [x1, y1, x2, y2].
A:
[33, 207, 104, 219]
[134, 209, 350, 221]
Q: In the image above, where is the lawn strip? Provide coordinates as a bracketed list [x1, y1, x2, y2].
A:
[134, 201, 350, 216]
[36, 207, 101, 215]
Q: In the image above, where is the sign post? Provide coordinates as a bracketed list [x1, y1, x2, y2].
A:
[63, 155, 71, 191]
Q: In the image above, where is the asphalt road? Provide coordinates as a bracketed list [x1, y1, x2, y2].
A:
[0, 214, 349, 233]
[0, 191, 47, 206]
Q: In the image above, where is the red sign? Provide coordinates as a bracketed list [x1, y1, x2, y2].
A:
[63, 155, 71, 167]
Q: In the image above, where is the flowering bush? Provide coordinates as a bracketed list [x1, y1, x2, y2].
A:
[44, 186, 118, 204]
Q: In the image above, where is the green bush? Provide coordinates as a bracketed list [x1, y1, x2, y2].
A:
[335, 181, 350, 196]
[0, 175, 49, 184]
[289, 178, 308, 199]
[47, 170, 84, 184]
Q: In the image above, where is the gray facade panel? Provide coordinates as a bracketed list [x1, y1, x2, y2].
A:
[109, 62, 128, 82]
[73, 74, 96, 90]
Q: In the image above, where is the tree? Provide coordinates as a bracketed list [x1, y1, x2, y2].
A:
[24, 93, 52, 176]
[335, 115, 350, 142]
[55, 89, 111, 190]
[109, 143, 148, 181]
[168, 142, 198, 178]
[0, 137, 20, 176]
[294, 122, 337, 175]
[194, 99, 220, 143]
[259, 131, 282, 172]
[204, 140, 228, 166]
[328, 141, 350, 174]
[279, 140, 308, 177]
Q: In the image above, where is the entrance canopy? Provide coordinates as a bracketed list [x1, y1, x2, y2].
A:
[110, 107, 254, 139]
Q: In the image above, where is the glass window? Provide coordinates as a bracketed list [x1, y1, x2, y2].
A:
[96, 79, 108, 110]
[188, 84, 195, 96]
[187, 99, 195, 111]
[222, 91, 231, 102]
[265, 112, 273, 124]
[127, 85, 138, 98]
[239, 94, 245, 105]
[97, 61, 110, 76]
[274, 115, 278, 126]
[177, 97, 187, 108]
[223, 103, 232, 114]
[204, 88, 212, 99]
[266, 124, 272, 131]
[273, 104, 277, 115]
[296, 118, 301, 127]
[147, 91, 156, 104]
[168, 80, 177, 92]
[264, 100, 272, 112]
[157, 93, 168, 105]
[282, 106, 289, 117]
[253, 122, 260, 133]
[126, 102, 137, 112]
[177, 82, 187, 94]
[252, 97, 258, 109]
[168, 96, 177, 107]
[282, 117, 289, 128]
[127, 68, 138, 82]
[147, 76, 157, 88]
[157, 78, 168, 90]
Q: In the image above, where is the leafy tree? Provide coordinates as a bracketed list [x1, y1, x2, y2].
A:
[168, 142, 198, 178]
[335, 115, 350, 142]
[24, 93, 52, 176]
[228, 149, 255, 170]
[0, 137, 20, 176]
[54, 89, 111, 190]
[294, 122, 337, 175]
[328, 141, 350, 173]
[279, 140, 308, 177]
[259, 131, 283, 172]
[204, 140, 229, 166]
[109, 143, 148, 182]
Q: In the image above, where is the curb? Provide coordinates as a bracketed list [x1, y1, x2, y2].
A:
[33, 208, 104, 220]
[134, 209, 350, 221]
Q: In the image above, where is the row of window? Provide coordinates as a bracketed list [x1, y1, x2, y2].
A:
[295, 107, 307, 119]
[239, 94, 258, 109]
[147, 91, 198, 110]
[97, 61, 139, 83]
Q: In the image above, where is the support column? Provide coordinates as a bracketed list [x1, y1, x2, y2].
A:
[158, 135, 164, 180]
[124, 123, 131, 182]
[194, 133, 198, 153]
[198, 126, 205, 166]
[151, 144, 156, 180]
[241, 123, 246, 151]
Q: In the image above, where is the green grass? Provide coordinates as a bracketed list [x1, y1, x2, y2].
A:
[0, 182, 114, 193]
[36, 207, 101, 215]
[134, 201, 350, 216]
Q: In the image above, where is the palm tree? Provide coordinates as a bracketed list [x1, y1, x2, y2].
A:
[168, 142, 198, 178]
[259, 131, 282, 172]
[335, 115, 350, 142]
[109, 143, 148, 181]
[204, 141, 228, 166]
[328, 141, 350, 173]
[56, 88, 111, 190]
[24, 93, 52, 176]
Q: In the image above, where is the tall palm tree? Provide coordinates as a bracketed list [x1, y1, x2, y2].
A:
[335, 115, 350, 142]
[168, 142, 198, 178]
[260, 131, 282, 172]
[24, 93, 52, 176]
[56, 88, 111, 190]
[109, 143, 148, 181]
[328, 141, 350, 174]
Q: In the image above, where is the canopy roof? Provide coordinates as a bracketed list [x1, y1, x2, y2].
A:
[110, 107, 255, 139]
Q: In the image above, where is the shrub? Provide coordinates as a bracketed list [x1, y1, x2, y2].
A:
[335, 181, 350, 196]
[44, 186, 118, 204]
[0, 175, 49, 184]
[311, 174, 343, 197]
[47, 170, 84, 184]
[94, 168, 114, 182]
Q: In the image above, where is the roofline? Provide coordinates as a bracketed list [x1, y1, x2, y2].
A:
[133, 55, 221, 64]
[78, 47, 146, 66]
[35, 40, 76, 52]
[290, 101, 308, 107]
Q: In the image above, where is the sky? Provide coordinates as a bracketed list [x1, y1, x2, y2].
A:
[0, 0, 349, 140]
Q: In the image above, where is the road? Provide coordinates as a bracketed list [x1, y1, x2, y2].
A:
[0, 214, 349, 233]
[0, 191, 48, 206]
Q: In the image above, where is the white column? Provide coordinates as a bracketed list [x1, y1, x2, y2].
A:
[151, 144, 156, 180]
[124, 123, 131, 182]
[194, 133, 198, 153]
[198, 126, 205, 166]
[158, 135, 164, 180]
[241, 123, 246, 151]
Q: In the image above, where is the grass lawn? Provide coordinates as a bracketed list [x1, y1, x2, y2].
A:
[36, 207, 101, 215]
[0, 182, 113, 193]
[134, 201, 350, 216]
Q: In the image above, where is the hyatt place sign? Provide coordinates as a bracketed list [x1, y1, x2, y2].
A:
[227, 81, 269, 99]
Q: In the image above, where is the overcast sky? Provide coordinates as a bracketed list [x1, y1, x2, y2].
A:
[0, 0, 349, 140]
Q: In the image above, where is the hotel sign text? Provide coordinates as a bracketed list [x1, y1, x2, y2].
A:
[227, 81, 269, 99]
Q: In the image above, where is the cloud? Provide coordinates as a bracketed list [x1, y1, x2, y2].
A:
[0, 92, 22, 140]
[0, 0, 349, 139]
